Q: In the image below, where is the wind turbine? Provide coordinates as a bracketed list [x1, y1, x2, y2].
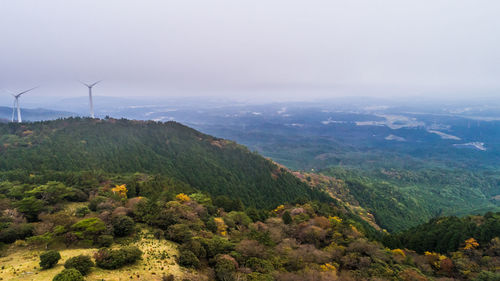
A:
[81, 81, 101, 118]
[10, 87, 37, 123]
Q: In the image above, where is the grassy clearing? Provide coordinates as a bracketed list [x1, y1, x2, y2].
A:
[0, 230, 187, 281]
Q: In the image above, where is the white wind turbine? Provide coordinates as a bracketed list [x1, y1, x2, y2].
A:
[81, 81, 101, 118]
[10, 87, 37, 123]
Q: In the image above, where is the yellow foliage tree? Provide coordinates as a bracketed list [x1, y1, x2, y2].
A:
[320, 263, 337, 272]
[176, 193, 191, 203]
[424, 251, 447, 269]
[273, 205, 285, 213]
[112, 184, 128, 199]
[328, 216, 342, 225]
[214, 217, 228, 236]
[391, 248, 406, 258]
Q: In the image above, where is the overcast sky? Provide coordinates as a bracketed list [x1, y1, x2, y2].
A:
[1, 0, 500, 103]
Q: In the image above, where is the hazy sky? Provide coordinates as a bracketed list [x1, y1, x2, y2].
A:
[1, 0, 500, 102]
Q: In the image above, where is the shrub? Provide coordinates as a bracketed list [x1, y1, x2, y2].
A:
[206, 217, 218, 233]
[0, 223, 34, 244]
[71, 218, 106, 237]
[94, 246, 142, 269]
[236, 240, 267, 259]
[202, 236, 235, 258]
[167, 224, 193, 243]
[27, 233, 54, 248]
[178, 249, 200, 268]
[120, 246, 142, 264]
[247, 272, 274, 281]
[75, 207, 90, 218]
[96, 234, 113, 247]
[88, 196, 107, 211]
[162, 274, 175, 281]
[52, 268, 84, 281]
[64, 255, 94, 275]
[475, 271, 500, 281]
[112, 215, 135, 237]
[282, 211, 292, 225]
[40, 250, 61, 269]
[245, 257, 273, 273]
[181, 238, 207, 258]
[63, 232, 80, 246]
[67, 188, 88, 202]
[226, 211, 252, 227]
[153, 229, 164, 240]
[215, 256, 237, 281]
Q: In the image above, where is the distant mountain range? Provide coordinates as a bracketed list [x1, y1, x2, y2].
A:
[0, 106, 75, 122]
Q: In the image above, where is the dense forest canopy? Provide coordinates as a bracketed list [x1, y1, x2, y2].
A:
[321, 167, 500, 232]
[384, 212, 500, 254]
[0, 118, 329, 209]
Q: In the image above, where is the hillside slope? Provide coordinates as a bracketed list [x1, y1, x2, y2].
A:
[0, 118, 328, 209]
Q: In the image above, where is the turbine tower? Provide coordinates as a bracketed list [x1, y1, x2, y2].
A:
[11, 87, 36, 123]
[81, 81, 100, 118]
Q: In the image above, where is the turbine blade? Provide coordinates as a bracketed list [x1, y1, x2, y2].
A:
[16, 86, 38, 97]
[1, 88, 14, 95]
[79, 80, 91, 88]
[90, 80, 101, 87]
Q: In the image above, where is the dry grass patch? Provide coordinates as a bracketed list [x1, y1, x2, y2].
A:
[0, 231, 187, 281]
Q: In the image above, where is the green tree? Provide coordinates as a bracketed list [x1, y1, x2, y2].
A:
[14, 196, 45, 221]
[27, 181, 74, 204]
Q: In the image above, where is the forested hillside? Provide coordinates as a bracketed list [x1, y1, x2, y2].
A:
[385, 212, 500, 254]
[321, 167, 500, 232]
[0, 118, 328, 209]
[0, 118, 500, 280]
[1, 168, 499, 280]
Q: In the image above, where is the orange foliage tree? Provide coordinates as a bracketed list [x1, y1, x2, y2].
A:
[463, 238, 479, 250]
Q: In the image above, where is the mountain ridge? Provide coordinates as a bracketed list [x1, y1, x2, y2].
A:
[0, 117, 330, 210]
